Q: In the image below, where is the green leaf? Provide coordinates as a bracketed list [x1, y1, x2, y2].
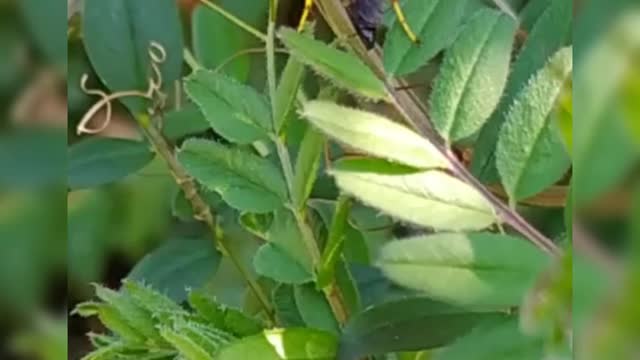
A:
[301, 101, 449, 170]
[172, 187, 223, 222]
[383, 0, 469, 76]
[222, 308, 264, 337]
[253, 243, 313, 285]
[126, 238, 222, 302]
[275, 56, 306, 133]
[496, 47, 573, 201]
[94, 285, 161, 342]
[163, 104, 210, 140]
[124, 281, 188, 324]
[19, 0, 66, 72]
[378, 233, 549, 307]
[308, 199, 370, 265]
[317, 196, 353, 289]
[430, 9, 517, 142]
[292, 127, 325, 210]
[83, 0, 183, 113]
[436, 317, 544, 360]
[294, 284, 339, 335]
[239, 212, 273, 240]
[278, 28, 388, 101]
[331, 158, 496, 231]
[192, 4, 251, 81]
[272, 285, 306, 327]
[161, 328, 214, 360]
[267, 209, 314, 273]
[188, 291, 263, 337]
[68, 137, 154, 190]
[96, 304, 146, 344]
[334, 260, 363, 316]
[188, 290, 227, 328]
[471, 0, 572, 182]
[338, 297, 503, 359]
[177, 139, 287, 213]
[184, 70, 271, 144]
[216, 328, 338, 360]
[170, 320, 235, 356]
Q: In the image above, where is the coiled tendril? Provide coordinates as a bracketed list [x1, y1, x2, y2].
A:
[77, 42, 167, 135]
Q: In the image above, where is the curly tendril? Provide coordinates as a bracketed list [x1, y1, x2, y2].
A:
[77, 42, 167, 135]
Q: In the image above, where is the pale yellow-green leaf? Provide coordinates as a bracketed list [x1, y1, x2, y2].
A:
[330, 159, 495, 231]
[378, 233, 548, 307]
[302, 101, 449, 170]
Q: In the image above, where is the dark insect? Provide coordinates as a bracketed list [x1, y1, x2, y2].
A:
[348, 0, 385, 48]
[298, 0, 419, 49]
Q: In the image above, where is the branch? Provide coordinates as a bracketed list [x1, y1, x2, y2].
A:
[77, 43, 275, 323]
[316, 0, 562, 257]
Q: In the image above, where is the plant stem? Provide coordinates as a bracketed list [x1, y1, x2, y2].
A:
[183, 48, 201, 72]
[266, 12, 278, 127]
[291, 208, 349, 325]
[136, 114, 275, 323]
[266, 0, 350, 325]
[274, 137, 296, 197]
[198, 0, 267, 42]
[316, 0, 561, 257]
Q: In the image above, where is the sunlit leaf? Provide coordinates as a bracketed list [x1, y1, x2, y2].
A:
[378, 233, 549, 306]
[331, 158, 495, 231]
[302, 101, 449, 170]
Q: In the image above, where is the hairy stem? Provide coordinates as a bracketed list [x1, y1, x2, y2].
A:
[137, 114, 275, 323]
[317, 0, 561, 257]
[267, 0, 350, 326]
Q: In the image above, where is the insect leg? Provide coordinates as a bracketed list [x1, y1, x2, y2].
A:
[298, 0, 314, 31]
[389, 0, 420, 44]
